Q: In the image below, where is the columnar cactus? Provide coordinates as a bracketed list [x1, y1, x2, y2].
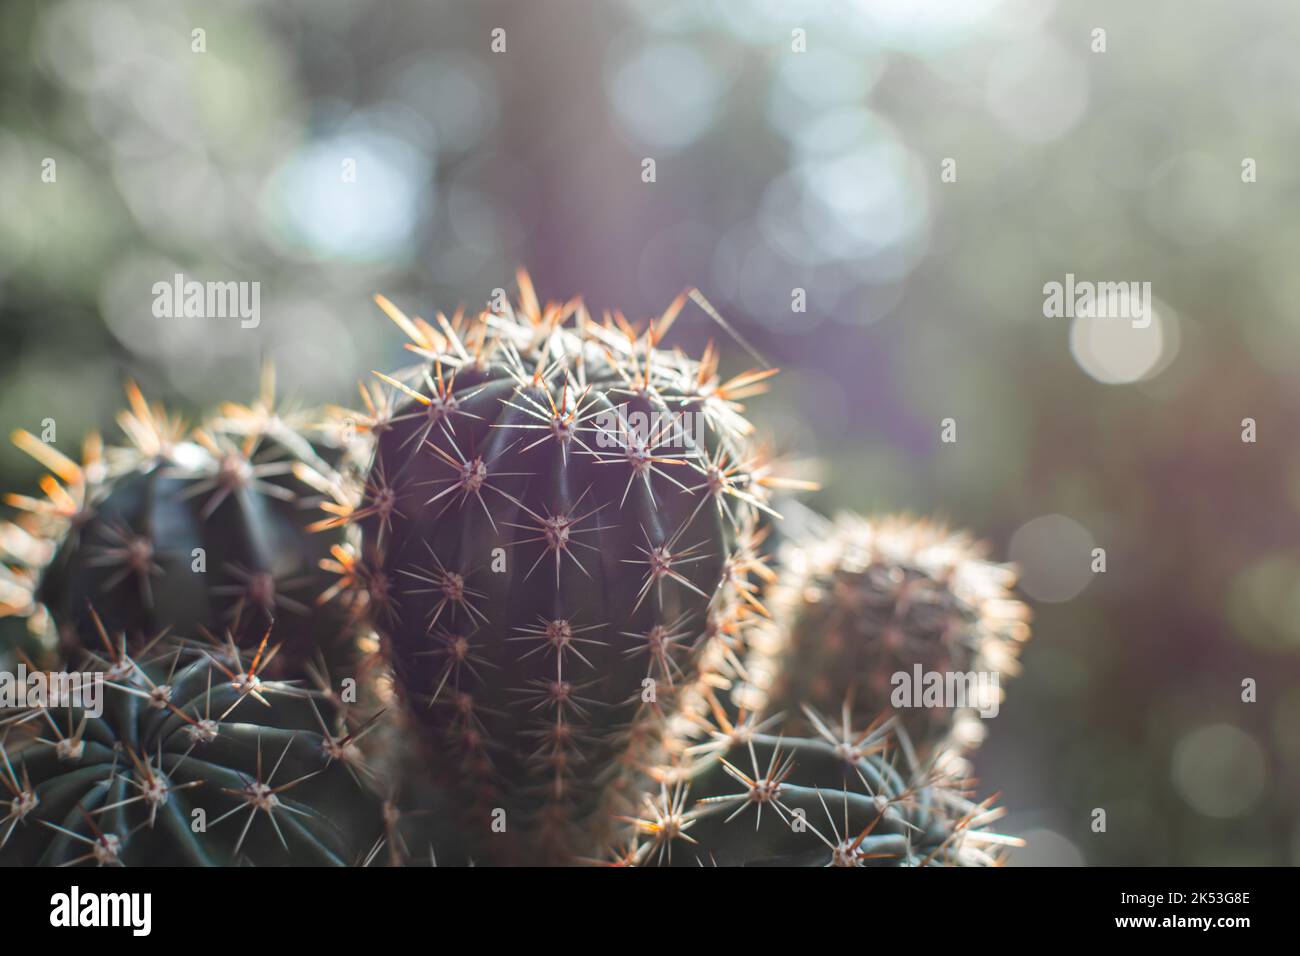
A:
[0, 627, 384, 866]
[1, 376, 364, 678]
[747, 511, 1031, 755]
[361, 274, 781, 861]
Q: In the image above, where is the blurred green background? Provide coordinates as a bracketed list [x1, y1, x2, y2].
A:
[2, 0, 1297, 864]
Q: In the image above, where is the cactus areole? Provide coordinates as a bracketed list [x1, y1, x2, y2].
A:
[362, 275, 776, 861]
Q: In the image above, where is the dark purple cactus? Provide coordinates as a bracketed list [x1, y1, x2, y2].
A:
[361, 276, 778, 861]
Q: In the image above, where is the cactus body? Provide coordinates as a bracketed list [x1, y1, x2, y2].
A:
[0, 645, 383, 866]
[628, 707, 1015, 867]
[750, 512, 1031, 755]
[363, 278, 776, 860]
[2, 379, 362, 678]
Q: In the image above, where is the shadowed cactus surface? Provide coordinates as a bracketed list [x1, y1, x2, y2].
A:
[362, 275, 783, 861]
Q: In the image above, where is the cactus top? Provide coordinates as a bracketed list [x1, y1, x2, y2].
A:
[0, 372, 370, 678]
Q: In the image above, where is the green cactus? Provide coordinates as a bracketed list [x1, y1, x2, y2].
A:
[622, 704, 1018, 866]
[360, 276, 783, 861]
[748, 511, 1031, 756]
[1, 375, 366, 679]
[0, 625, 384, 866]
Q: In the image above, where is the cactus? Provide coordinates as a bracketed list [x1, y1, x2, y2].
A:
[0, 620, 384, 866]
[360, 274, 784, 861]
[612, 542, 1022, 867]
[622, 703, 1018, 866]
[1, 374, 366, 679]
[0, 431, 111, 671]
[747, 511, 1031, 756]
[0, 272, 1032, 868]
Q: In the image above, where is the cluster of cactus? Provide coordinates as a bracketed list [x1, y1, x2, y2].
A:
[0, 272, 1030, 867]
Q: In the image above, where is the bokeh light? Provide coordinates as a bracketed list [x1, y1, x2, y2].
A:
[1008, 514, 1095, 603]
[1171, 724, 1267, 819]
